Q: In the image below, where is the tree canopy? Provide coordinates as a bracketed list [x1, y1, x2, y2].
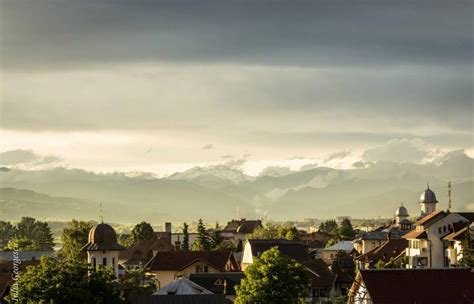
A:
[5, 217, 54, 251]
[235, 247, 310, 304]
[60, 219, 95, 261]
[13, 256, 121, 304]
[193, 219, 211, 251]
[131, 221, 155, 244]
[248, 223, 301, 241]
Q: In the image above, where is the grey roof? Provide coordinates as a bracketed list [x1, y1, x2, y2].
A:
[395, 205, 409, 217]
[189, 272, 244, 295]
[129, 295, 232, 304]
[322, 241, 354, 252]
[155, 278, 212, 295]
[419, 187, 438, 204]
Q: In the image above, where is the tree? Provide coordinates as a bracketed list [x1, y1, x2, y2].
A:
[193, 219, 211, 251]
[13, 256, 121, 304]
[235, 247, 310, 304]
[249, 223, 300, 241]
[33, 221, 55, 251]
[337, 218, 356, 240]
[456, 230, 474, 267]
[210, 222, 223, 249]
[319, 220, 338, 236]
[0, 221, 14, 249]
[181, 222, 190, 251]
[9, 217, 54, 251]
[120, 268, 156, 299]
[131, 222, 154, 244]
[60, 220, 95, 261]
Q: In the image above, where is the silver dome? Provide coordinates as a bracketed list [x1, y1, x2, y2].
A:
[396, 205, 409, 217]
[419, 187, 438, 204]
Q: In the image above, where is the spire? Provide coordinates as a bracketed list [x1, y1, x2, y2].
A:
[99, 202, 104, 224]
[447, 180, 452, 212]
[427, 181, 430, 190]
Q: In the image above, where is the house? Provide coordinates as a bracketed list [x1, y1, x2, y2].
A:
[353, 231, 388, 255]
[354, 238, 408, 270]
[119, 237, 174, 270]
[241, 239, 309, 270]
[220, 219, 262, 245]
[143, 250, 239, 288]
[301, 259, 336, 302]
[321, 241, 353, 264]
[347, 268, 474, 304]
[443, 222, 474, 266]
[189, 272, 244, 296]
[300, 231, 333, 251]
[404, 211, 471, 268]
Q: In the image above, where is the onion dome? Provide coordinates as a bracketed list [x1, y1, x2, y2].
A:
[396, 205, 409, 217]
[82, 223, 125, 251]
[419, 185, 438, 204]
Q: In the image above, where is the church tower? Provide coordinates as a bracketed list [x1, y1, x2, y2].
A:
[419, 183, 438, 217]
[82, 222, 125, 278]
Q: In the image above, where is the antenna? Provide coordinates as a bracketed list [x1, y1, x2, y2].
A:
[447, 180, 452, 212]
[99, 202, 104, 223]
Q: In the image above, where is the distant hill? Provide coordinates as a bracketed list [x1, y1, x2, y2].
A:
[0, 151, 473, 222]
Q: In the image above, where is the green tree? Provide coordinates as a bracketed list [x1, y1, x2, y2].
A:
[33, 221, 54, 251]
[60, 220, 95, 261]
[131, 222, 154, 244]
[181, 222, 190, 251]
[15, 217, 37, 240]
[0, 221, 14, 249]
[249, 223, 300, 241]
[210, 222, 223, 249]
[193, 219, 211, 251]
[235, 247, 310, 304]
[120, 268, 156, 298]
[456, 230, 474, 267]
[337, 218, 356, 240]
[13, 256, 121, 304]
[9, 217, 54, 251]
[319, 220, 338, 236]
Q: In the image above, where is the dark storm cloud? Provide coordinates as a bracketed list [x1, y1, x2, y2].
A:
[1, 0, 472, 69]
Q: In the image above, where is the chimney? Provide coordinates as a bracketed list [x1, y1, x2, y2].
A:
[165, 222, 172, 233]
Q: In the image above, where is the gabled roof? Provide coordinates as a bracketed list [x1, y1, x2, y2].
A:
[144, 250, 238, 272]
[119, 237, 174, 263]
[246, 239, 309, 262]
[349, 268, 474, 304]
[355, 239, 407, 264]
[302, 259, 335, 289]
[456, 212, 474, 222]
[415, 211, 446, 226]
[155, 278, 212, 295]
[402, 230, 427, 239]
[322, 241, 354, 252]
[189, 272, 244, 295]
[354, 231, 387, 241]
[222, 219, 262, 234]
[442, 222, 470, 241]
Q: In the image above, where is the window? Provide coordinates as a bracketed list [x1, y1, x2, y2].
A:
[196, 265, 209, 273]
[93, 257, 96, 268]
[439, 227, 442, 234]
[103, 257, 107, 266]
[112, 258, 115, 268]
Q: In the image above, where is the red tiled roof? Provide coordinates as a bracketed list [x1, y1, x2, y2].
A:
[144, 250, 238, 272]
[402, 229, 427, 239]
[247, 239, 309, 262]
[351, 268, 474, 304]
[415, 211, 446, 226]
[356, 239, 407, 264]
[443, 224, 469, 241]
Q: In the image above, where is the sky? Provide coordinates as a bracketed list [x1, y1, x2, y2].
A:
[0, 0, 473, 176]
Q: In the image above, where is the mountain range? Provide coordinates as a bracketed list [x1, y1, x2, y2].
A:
[0, 150, 473, 223]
